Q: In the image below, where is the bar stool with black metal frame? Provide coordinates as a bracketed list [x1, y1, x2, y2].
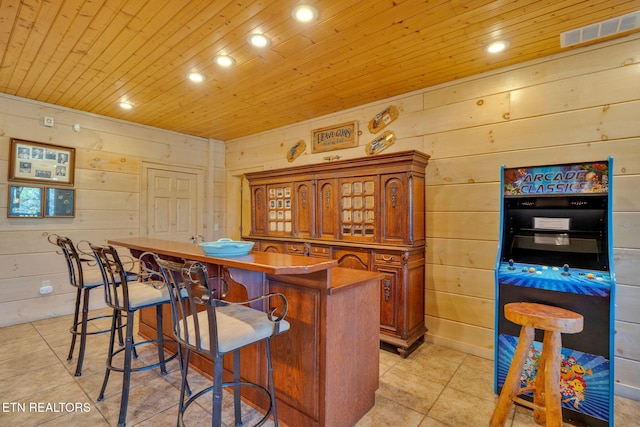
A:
[48, 234, 124, 377]
[91, 244, 186, 427]
[155, 258, 290, 427]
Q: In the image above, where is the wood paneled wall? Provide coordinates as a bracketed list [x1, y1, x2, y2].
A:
[225, 33, 640, 399]
[0, 95, 225, 327]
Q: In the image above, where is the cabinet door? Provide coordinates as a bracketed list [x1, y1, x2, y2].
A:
[317, 179, 338, 239]
[339, 178, 377, 242]
[376, 249, 426, 353]
[373, 252, 403, 332]
[293, 181, 314, 238]
[381, 174, 408, 244]
[266, 184, 293, 236]
[251, 185, 267, 235]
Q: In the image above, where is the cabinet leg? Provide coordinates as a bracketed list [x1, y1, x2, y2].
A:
[381, 335, 425, 358]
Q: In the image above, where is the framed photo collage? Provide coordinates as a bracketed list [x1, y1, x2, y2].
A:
[7, 138, 76, 218]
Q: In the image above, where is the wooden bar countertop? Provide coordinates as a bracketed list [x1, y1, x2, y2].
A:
[108, 237, 338, 275]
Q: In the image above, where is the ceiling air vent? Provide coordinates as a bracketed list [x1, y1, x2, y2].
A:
[561, 10, 640, 48]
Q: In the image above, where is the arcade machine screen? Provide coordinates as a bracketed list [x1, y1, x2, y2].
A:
[494, 160, 615, 427]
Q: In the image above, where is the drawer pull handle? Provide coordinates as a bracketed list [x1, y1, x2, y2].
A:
[382, 255, 394, 262]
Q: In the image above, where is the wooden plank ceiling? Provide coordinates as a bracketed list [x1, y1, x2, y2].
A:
[1, 0, 638, 141]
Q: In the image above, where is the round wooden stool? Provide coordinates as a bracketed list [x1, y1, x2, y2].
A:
[490, 302, 584, 427]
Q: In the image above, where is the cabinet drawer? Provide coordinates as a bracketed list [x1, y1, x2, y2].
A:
[334, 248, 370, 270]
[260, 241, 285, 253]
[374, 252, 403, 266]
[310, 245, 332, 258]
[286, 243, 307, 255]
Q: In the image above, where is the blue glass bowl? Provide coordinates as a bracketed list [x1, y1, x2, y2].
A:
[199, 238, 255, 257]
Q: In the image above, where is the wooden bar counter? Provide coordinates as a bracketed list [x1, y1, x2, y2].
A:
[108, 237, 383, 427]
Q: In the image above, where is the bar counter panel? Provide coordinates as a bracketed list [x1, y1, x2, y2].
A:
[108, 237, 382, 427]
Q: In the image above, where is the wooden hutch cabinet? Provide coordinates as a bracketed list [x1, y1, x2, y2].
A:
[245, 150, 430, 357]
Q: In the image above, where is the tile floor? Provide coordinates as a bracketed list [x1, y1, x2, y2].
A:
[0, 309, 638, 426]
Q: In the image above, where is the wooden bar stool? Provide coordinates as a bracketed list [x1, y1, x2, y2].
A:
[491, 302, 584, 427]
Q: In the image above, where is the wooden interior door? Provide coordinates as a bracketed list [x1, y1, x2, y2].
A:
[146, 167, 199, 241]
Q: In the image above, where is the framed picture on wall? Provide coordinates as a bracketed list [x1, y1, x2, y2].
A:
[45, 187, 75, 218]
[8, 138, 75, 186]
[7, 185, 43, 218]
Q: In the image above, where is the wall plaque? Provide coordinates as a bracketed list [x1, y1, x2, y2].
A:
[368, 105, 399, 134]
[9, 138, 75, 186]
[8, 185, 43, 218]
[311, 121, 357, 153]
[45, 187, 75, 217]
[366, 130, 396, 155]
[286, 140, 306, 162]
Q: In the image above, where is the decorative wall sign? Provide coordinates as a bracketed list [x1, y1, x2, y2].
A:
[368, 105, 399, 134]
[311, 121, 357, 153]
[9, 138, 75, 186]
[45, 187, 75, 217]
[7, 185, 43, 218]
[365, 130, 396, 155]
[286, 139, 306, 162]
[503, 161, 609, 196]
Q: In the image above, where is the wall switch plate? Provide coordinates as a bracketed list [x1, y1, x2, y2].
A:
[43, 116, 54, 127]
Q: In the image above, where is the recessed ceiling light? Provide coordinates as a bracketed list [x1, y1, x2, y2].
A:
[486, 40, 510, 53]
[213, 55, 236, 67]
[187, 72, 205, 82]
[248, 33, 271, 48]
[119, 101, 133, 110]
[291, 4, 318, 23]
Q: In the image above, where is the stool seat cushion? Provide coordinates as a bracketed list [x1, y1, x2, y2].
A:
[117, 281, 173, 310]
[180, 303, 290, 354]
[83, 269, 138, 288]
[505, 302, 583, 333]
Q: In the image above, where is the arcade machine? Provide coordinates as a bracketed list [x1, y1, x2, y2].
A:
[494, 159, 615, 427]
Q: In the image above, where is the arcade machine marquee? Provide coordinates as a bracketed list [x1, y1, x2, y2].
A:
[494, 160, 615, 427]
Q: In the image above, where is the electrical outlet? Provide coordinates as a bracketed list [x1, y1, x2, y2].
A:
[43, 116, 55, 127]
[39, 285, 53, 295]
[40, 280, 52, 295]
